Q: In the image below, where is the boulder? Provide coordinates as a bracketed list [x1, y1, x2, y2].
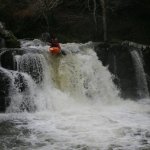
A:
[0, 68, 11, 112]
[95, 42, 139, 99]
[0, 38, 5, 48]
[0, 48, 24, 70]
[0, 22, 20, 48]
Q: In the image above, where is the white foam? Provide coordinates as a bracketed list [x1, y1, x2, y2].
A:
[0, 40, 149, 150]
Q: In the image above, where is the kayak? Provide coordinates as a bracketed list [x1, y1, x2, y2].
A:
[49, 47, 61, 54]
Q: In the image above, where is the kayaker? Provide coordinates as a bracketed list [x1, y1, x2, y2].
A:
[49, 34, 61, 54]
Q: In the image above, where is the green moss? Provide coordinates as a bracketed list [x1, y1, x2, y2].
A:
[5, 39, 20, 48]
[0, 26, 20, 48]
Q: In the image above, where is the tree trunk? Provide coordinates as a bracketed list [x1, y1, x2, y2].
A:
[93, 0, 98, 33]
[100, 0, 107, 41]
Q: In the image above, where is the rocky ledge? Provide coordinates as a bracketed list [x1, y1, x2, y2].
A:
[95, 41, 150, 99]
[0, 22, 20, 48]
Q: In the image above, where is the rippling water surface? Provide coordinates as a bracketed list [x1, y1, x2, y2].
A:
[0, 40, 150, 150]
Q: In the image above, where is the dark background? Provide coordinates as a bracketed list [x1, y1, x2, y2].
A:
[0, 0, 150, 44]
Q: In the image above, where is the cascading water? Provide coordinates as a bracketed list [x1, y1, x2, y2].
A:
[17, 53, 45, 84]
[6, 72, 36, 113]
[130, 49, 149, 98]
[57, 46, 119, 102]
[12, 41, 120, 111]
[0, 40, 150, 150]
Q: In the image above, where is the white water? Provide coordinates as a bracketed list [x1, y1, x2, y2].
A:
[0, 40, 150, 150]
[130, 50, 149, 98]
[0, 67, 37, 113]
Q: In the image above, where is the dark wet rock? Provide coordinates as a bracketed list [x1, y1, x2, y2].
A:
[1, 50, 14, 70]
[0, 48, 24, 70]
[139, 146, 150, 150]
[0, 22, 20, 48]
[95, 42, 138, 99]
[0, 38, 5, 48]
[145, 131, 150, 138]
[0, 68, 11, 112]
[140, 139, 148, 145]
[143, 47, 150, 92]
[94, 42, 110, 66]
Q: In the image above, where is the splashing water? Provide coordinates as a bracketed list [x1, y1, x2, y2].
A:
[130, 50, 149, 98]
[0, 40, 150, 150]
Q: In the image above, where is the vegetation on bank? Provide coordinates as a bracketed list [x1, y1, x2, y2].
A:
[0, 0, 150, 44]
[0, 22, 20, 48]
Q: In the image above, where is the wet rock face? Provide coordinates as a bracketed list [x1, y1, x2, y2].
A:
[0, 38, 5, 48]
[95, 42, 141, 99]
[0, 22, 20, 48]
[0, 49, 24, 70]
[1, 50, 14, 70]
[0, 67, 35, 112]
[0, 69, 11, 112]
[143, 47, 150, 92]
[0, 48, 44, 83]
[0, 48, 42, 112]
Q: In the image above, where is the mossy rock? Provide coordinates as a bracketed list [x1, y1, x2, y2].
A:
[0, 22, 20, 48]
[5, 38, 20, 48]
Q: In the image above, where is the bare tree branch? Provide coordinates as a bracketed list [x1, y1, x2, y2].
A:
[87, 0, 107, 41]
[33, 0, 62, 31]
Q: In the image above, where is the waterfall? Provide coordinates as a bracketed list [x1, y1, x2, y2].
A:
[0, 67, 36, 112]
[6, 72, 37, 112]
[2, 41, 120, 112]
[2, 41, 149, 112]
[57, 46, 119, 102]
[16, 53, 46, 84]
[0, 40, 150, 150]
[9, 52, 54, 112]
[130, 50, 149, 98]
